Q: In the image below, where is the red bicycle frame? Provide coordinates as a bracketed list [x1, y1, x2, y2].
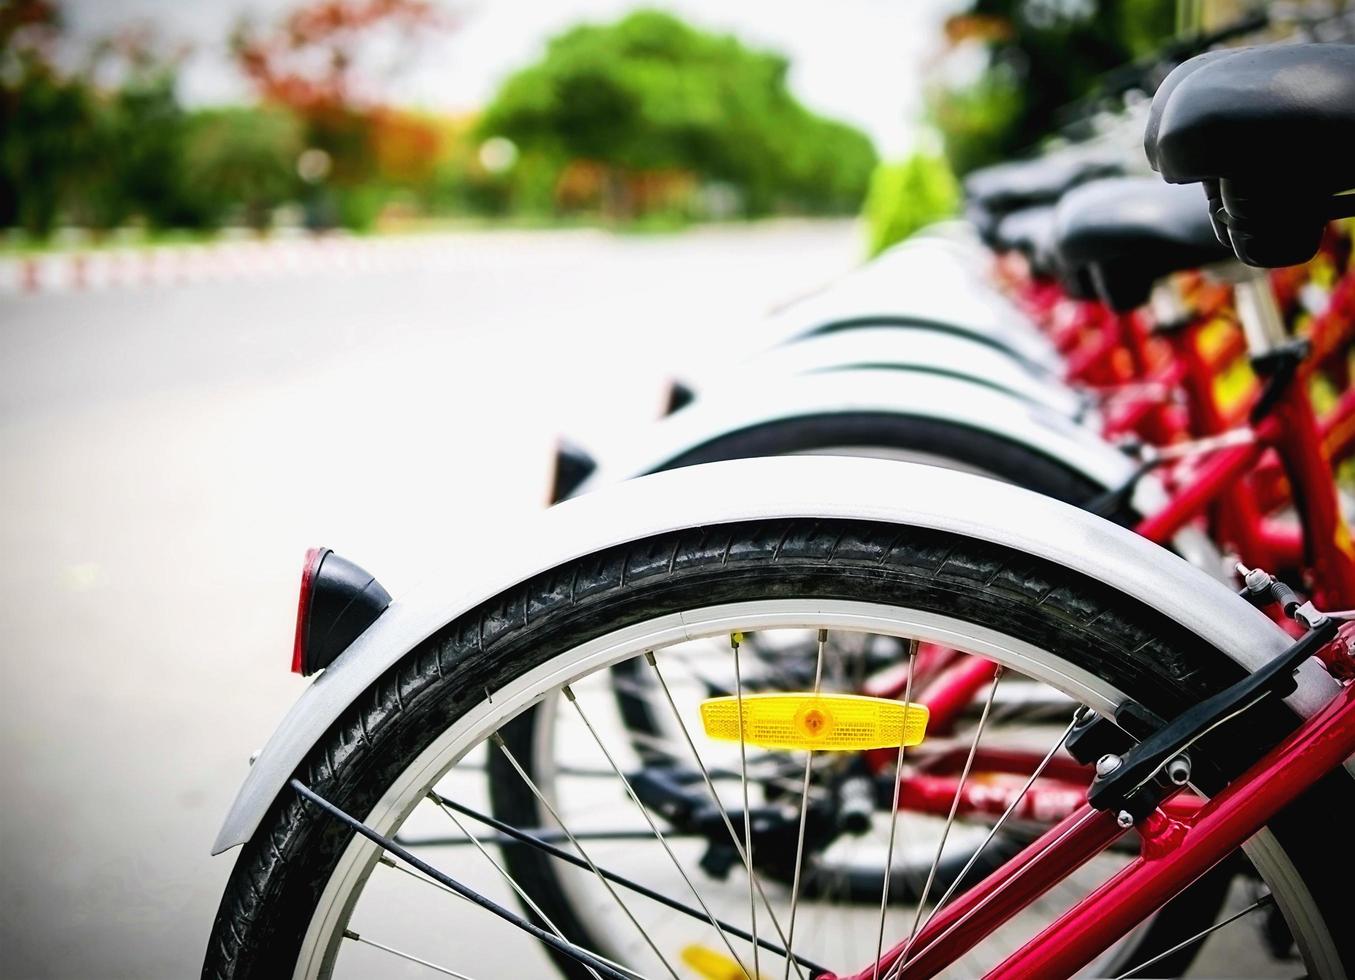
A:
[824, 667, 1355, 980]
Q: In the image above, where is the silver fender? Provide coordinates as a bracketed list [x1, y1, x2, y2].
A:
[577, 368, 1125, 495]
[758, 244, 1059, 370]
[214, 456, 1335, 853]
[719, 327, 1089, 420]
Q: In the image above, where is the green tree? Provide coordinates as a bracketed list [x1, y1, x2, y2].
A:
[478, 9, 877, 217]
[862, 153, 961, 257]
[179, 106, 303, 229]
[931, 0, 1178, 174]
[0, 57, 94, 236]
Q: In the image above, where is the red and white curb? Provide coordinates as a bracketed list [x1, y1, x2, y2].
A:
[0, 233, 491, 295]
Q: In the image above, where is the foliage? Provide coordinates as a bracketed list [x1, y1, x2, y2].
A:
[231, 0, 452, 219]
[1, 58, 90, 236]
[180, 106, 305, 229]
[862, 153, 961, 257]
[478, 9, 877, 217]
[4, 2, 877, 237]
[931, 0, 1178, 174]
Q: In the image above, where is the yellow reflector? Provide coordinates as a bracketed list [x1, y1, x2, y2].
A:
[681, 944, 762, 980]
[699, 693, 928, 751]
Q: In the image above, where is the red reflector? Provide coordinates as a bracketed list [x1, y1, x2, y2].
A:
[292, 547, 329, 674]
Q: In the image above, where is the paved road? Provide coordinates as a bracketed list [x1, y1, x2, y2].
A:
[0, 222, 862, 978]
[0, 221, 1281, 979]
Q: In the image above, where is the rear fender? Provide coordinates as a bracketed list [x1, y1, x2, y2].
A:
[699, 328, 1089, 420]
[577, 368, 1128, 498]
[214, 455, 1332, 853]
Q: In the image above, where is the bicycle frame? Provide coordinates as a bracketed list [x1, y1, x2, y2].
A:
[863, 250, 1355, 832]
[1135, 373, 1355, 608]
[831, 670, 1355, 980]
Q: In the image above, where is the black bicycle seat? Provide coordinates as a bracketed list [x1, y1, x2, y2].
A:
[1147, 43, 1355, 267]
[994, 206, 1058, 271]
[1054, 176, 1231, 311]
[964, 149, 1124, 215]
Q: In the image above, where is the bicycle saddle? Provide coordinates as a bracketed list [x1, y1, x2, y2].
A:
[994, 206, 1059, 272]
[964, 149, 1124, 216]
[1147, 43, 1355, 267]
[1054, 176, 1231, 311]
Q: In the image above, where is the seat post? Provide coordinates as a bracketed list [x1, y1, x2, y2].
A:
[1232, 269, 1287, 357]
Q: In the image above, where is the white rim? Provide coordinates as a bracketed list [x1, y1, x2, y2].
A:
[294, 598, 1338, 979]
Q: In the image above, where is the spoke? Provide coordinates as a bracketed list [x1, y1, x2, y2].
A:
[561, 685, 750, 977]
[491, 733, 682, 980]
[892, 665, 1004, 976]
[913, 708, 1084, 940]
[343, 929, 480, 979]
[783, 629, 830, 980]
[396, 828, 687, 848]
[289, 779, 641, 980]
[1113, 894, 1273, 979]
[872, 640, 919, 980]
[426, 792, 606, 980]
[644, 651, 808, 980]
[733, 632, 761, 980]
[429, 791, 830, 975]
[378, 854, 472, 904]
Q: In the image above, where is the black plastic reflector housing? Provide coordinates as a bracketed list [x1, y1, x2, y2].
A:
[292, 548, 392, 676]
[549, 438, 597, 504]
[663, 378, 696, 416]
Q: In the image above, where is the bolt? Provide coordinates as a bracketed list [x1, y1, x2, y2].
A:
[1116, 810, 1135, 829]
[1165, 756, 1191, 785]
[1095, 754, 1122, 777]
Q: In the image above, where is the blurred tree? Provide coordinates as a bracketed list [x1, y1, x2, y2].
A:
[478, 9, 877, 218]
[179, 106, 304, 229]
[0, 0, 89, 236]
[931, 0, 1178, 174]
[862, 153, 961, 257]
[232, 0, 455, 229]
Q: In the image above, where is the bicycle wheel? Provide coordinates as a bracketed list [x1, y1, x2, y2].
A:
[561, 409, 1228, 974]
[204, 519, 1352, 979]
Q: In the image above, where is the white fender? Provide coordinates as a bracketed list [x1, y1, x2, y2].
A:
[577, 368, 1121, 494]
[714, 327, 1089, 420]
[757, 242, 1060, 369]
[214, 456, 1334, 853]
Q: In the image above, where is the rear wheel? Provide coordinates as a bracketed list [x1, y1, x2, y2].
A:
[567, 410, 1229, 973]
[203, 520, 1351, 980]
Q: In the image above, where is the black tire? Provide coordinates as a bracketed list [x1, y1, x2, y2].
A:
[203, 520, 1354, 979]
[601, 411, 1125, 513]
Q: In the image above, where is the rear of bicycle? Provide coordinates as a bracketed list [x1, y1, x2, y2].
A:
[203, 42, 1355, 980]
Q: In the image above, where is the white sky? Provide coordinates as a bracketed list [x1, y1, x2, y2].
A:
[61, 0, 965, 157]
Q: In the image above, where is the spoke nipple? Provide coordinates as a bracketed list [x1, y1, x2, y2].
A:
[1116, 810, 1135, 829]
[1166, 756, 1192, 785]
[1095, 753, 1123, 776]
[561, 684, 576, 703]
[343, 928, 360, 941]
[378, 855, 396, 868]
[817, 629, 828, 643]
[489, 731, 505, 748]
[644, 650, 657, 667]
[730, 632, 743, 649]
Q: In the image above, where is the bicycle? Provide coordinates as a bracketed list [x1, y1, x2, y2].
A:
[204, 42, 1355, 980]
